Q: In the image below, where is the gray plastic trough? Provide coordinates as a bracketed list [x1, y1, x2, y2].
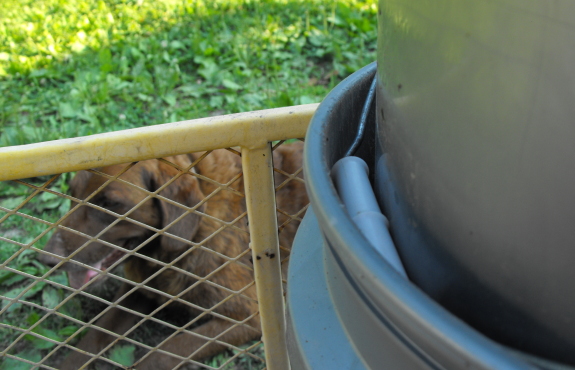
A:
[285, 63, 572, 370]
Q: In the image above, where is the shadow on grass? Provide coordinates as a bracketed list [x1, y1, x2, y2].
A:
[0, 0, 376, 146]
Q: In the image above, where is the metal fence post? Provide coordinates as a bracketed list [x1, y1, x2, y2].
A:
[242, 143, 290, 370]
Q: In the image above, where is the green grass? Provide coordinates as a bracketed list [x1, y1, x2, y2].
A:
[0, 0, 377, 147]
[0, 0, 377, 367]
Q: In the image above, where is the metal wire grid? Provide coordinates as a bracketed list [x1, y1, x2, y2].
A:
[0, 141, 307, 370]
[271, 141, 309, 280]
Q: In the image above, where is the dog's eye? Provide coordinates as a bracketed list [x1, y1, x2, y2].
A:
[103, 199, 121, 209]
[93, 198, 123, 210]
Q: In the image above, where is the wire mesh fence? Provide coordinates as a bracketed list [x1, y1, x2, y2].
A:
[0, 105, 315, 370]
[0, 143, 307, 369]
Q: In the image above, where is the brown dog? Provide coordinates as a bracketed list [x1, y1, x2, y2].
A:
[39, 142, 307, 369]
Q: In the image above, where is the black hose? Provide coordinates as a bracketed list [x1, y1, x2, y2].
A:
[344, 75, 377, 157]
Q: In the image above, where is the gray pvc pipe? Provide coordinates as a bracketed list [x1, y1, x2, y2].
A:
[331, 156, 408, 278]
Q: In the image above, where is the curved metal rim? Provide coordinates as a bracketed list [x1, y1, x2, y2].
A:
[303, 62, 532, 370]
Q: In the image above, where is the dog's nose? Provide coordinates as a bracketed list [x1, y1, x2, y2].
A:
[39, 233, 66, 267]
[38, 252, 62, 267]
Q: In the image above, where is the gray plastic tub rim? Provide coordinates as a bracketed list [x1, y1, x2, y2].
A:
[303, 62, 534, 370]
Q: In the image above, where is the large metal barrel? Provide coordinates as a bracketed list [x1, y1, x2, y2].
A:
[286, 1, 575, 368]
[376, 1, 575, 365]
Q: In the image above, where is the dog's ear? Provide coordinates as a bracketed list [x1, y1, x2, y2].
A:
[146, 159, 205, 252]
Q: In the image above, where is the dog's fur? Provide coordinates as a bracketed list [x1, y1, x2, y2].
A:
[39, 142, 307, 369]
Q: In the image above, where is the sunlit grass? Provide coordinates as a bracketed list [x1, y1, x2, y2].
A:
[0, 0, 377, 146]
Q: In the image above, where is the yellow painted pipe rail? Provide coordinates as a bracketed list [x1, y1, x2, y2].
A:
[242, 144, 290, 370]
[0, 104, 318, 182]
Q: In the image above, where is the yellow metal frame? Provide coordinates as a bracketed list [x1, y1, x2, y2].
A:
[0, 103, 319, 370]
[242, 145, 290, 369]
[0, 104, 317, 182]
